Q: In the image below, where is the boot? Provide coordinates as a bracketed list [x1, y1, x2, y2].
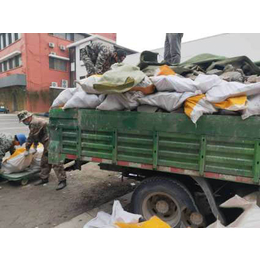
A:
[56, 180, 67, 191]
[34, 179, 48, 186]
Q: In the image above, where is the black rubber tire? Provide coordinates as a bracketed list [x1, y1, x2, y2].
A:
[131, 177, 198, 227]
[21, 179, 29, 186]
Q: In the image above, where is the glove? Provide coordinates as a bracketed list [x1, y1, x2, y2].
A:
[31, 148, 37, 155]
[24, 150, 30, 157]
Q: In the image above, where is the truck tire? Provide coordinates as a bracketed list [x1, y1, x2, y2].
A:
[131, 177, 200, 227]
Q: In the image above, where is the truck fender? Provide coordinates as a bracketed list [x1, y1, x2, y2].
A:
[192, 176, 226, 225]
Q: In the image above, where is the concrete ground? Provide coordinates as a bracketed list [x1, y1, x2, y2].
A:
[55, 192, 133, 228]
[0, 114, 137, 228]
[0, 163, 137, 228]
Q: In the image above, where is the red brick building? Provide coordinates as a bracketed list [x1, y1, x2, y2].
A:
[0, 33, 116, 112]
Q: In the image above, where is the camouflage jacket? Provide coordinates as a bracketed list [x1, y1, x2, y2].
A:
[81, 41, 115, 77]
[26, 116, 49, 151]
[0, 133, 15, 163]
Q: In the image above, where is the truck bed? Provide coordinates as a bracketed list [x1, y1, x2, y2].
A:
[49, 108, 260, 186]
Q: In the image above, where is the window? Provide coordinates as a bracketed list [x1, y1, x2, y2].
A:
[74, 34, 86, 42]
[49, 57, 67, 71]
[2, 34, 6, 48]
[54, 33, 66, 39]
[8, 59, 13, 70]
[66, 33, 74, 41]
[15, 55, 20, 67]
[8, 33, 12, 45]
[0, 33, 20, 50]
[50, 33, 74, 41]
[3, 61, 8, 71]
[0, 54, 22, 73]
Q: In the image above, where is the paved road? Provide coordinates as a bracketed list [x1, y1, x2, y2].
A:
[0, 113, 137, 228]
[0, 163, 136, 228]
[0, 113, 29, 136]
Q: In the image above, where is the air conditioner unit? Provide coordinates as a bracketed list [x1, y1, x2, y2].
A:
[59, 45, 66, 51]
[50, 52, 56, 56]
[51, 82, 58, 87]
[61, 79, 68, 88]
[49, 42, 55, 48]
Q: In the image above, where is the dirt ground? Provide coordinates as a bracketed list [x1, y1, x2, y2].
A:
[0, 163, 137, 228]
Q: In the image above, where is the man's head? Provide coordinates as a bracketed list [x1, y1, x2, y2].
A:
[14, 134, 27, 146]
[113, 49, 127, 63]
[17, 110, 33, 125]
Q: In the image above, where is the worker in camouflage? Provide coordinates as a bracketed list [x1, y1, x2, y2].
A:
[164, 33, 183, 64]
[0, 133, 27, 169]
[81, 41, 127, 77]
[17, 110, 67, 190]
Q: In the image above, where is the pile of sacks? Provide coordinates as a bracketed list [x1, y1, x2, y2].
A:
[84, 194, 260, 228]
[84, 200, 171, 228]
[208, 193, 260, 228]
[1, 144, 44, 174]
[51, 63, 260, 124]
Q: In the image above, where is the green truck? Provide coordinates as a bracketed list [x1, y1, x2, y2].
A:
[49, 108, 260, 227]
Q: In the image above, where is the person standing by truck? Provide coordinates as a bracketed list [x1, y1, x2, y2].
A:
[164, 33, 183, 64]
[81, 41, 127, 77]
[0, 133, 27, 169]
[17, 111, 67, 191]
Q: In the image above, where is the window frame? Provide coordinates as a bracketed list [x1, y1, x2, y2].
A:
[8, 58, 14, 70]
[8, 33, 12, 45]
[0, 33, 21, 51]
[14, 33, 19, 41]
[2, 34, 6, 48]
[49, 57, 68, 72]
[0, 54, 22, 73]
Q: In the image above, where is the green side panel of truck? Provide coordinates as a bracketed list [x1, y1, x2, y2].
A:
[49, 108, 260, 186]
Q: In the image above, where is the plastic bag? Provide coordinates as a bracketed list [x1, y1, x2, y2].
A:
[207, 219, 225, 228]
[75, 75, 102, 94]
[151, 75, 198, 93]
[213, 96, 247, 111]
[1, 145, 44, 174]
[154, 65, 176, 76]
[138, 91, 201, 112]
[63, 92, 104, 109]
[242, 94, 260, 120]
[194, 74, 223, 93]
[184, 94, 217, 124]
[97, 91, 144, 111]
[28, 144, 44, 171]
[51, 86, 83, 108]
[96, 94, 125, 111]
[207, 194, 260, 228]
[84, 200, 142, 228]
[115, 216, 171, 228]
[206, 81, 260, 103]
[1, 148, 33, 174]
[220, 195, 260, 228]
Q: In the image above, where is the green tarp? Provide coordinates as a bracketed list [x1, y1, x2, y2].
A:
[138, 51, 260, 76]
[93, 63, 146, 93]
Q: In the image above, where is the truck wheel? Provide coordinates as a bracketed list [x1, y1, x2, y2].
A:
[131, 177, 201, 228]
[21, 179, 29, 186]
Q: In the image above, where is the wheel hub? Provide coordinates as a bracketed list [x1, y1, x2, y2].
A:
[155, 200, 170, 214]
[189, 212, 204, 226]
[142, 192, 181, 227]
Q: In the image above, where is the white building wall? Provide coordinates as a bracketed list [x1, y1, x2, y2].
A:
[124, 33, 260, 66]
